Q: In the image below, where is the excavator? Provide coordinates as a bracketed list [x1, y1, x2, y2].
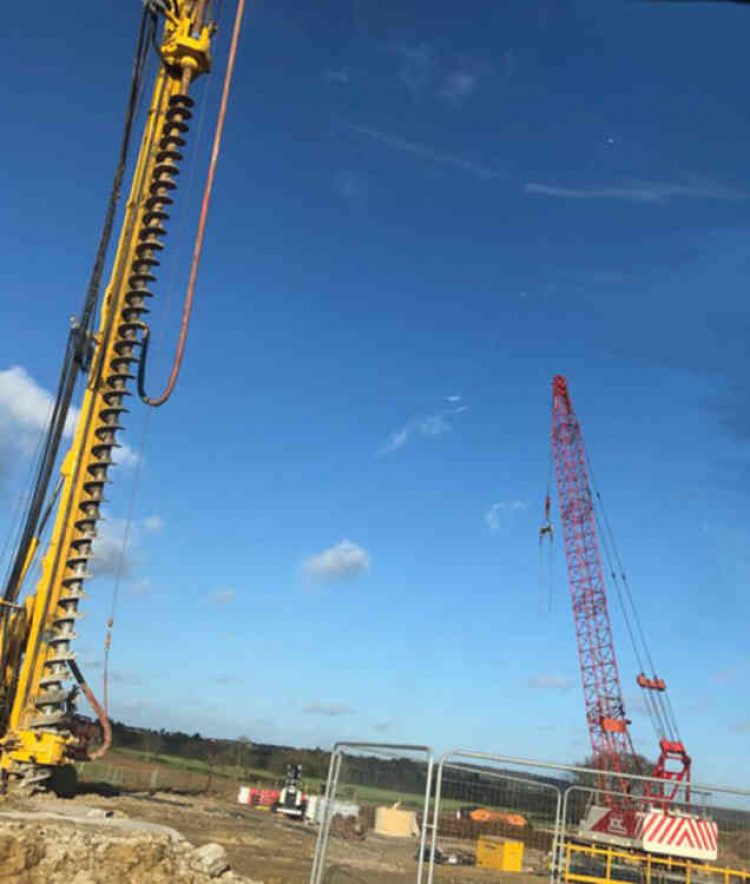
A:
[0, 0, 242, 795]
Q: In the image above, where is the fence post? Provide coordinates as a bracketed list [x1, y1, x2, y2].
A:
[416, 755, 434, 884]
[426, 754, 446, 884]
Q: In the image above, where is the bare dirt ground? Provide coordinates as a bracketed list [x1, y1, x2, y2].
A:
[0, 786, 549, 883]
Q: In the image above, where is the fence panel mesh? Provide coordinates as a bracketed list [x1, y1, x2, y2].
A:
[309, 743, 433, 884]
[427, 755, 562, 881]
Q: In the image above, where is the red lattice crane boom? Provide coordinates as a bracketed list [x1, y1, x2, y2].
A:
[550, 375, 638, 800]
[550, 375, 695, 816]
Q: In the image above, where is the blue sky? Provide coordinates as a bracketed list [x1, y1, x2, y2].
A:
[1, 0, 749, 788]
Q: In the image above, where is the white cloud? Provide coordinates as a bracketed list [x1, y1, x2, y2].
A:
[378, 400, 468, 455]
[303, 703, 354, 717]
[485, 500, 526, 533]
[303, 540, 370, 583]
[525, 675, 574, 692]
[90, 514, 162, 581]
[208, 588, 237, 604]
[0, 365, 138, 471]
[439, 70, 478, 105]
[143, 515, 165, 533]
[90, 519, 133, 578]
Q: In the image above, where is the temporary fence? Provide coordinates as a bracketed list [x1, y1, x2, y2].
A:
[308, 742, 434, 884]
[306, 743, 750, 884]
[427, 751, 750, 884]
[427, 752, 562, 880]
[76, 756, 241, 797]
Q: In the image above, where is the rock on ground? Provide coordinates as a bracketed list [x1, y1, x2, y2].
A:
[190, 843, 230, 878]
[0, 819, 262, 883]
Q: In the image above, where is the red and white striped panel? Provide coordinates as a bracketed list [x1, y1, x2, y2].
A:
[642, 812, 718, 861]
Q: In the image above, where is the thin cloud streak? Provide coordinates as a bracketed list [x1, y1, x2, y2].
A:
[303, 703, 354, 717]
[343, 121, 509, 181]
[525, 179, 748, 203]
[343, 122, 745, 203]
[525, 675, 574, 692]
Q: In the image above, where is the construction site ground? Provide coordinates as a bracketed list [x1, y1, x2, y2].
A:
[2, 750, 746, 883]
[0, 787, 546, 883]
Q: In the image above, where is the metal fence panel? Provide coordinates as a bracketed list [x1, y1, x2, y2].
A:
[309, 742, 434, 884]
[427, 750, 563, 884]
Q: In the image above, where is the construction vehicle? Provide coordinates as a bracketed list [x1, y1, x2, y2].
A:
[272, 764, 309, 820]
[0, 0, 242, 795]
[545, 375, 718, 861]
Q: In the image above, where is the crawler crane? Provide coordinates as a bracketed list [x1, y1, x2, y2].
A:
[546, 375, 718, 861]
[0, 0, 242, 794]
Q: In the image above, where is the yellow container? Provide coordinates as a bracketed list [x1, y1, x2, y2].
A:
[476, 837, 524, 872]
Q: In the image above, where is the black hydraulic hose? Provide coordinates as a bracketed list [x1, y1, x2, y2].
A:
[78, 7, 155, 347]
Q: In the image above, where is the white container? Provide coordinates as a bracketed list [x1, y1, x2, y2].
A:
[237, 786, 251, 805]
[305, 797, 360, 824]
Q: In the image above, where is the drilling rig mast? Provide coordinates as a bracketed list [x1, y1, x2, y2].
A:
[0, 0, 241, 795]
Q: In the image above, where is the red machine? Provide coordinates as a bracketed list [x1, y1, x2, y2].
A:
[548, 375, 716, 860]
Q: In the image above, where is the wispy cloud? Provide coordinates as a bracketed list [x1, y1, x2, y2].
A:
[323, 67, 350, 85]
[485, 500, 526, 533]
[438, 69, 479, 105]
[384, 41, 437, 100]
[373, 720, 392, 733]
[378, 397, 468, 455]
[525, 675, 574, 692]
[343, 122, 508, 181]
[343, 123, 745, 204]
[213, 675, 241, 685]
[208, 588, 237, 604]
[303, 540, 370, 583]
[334, 169, 367, 202]
[128, 578, 151, 598]
[525, 179, 747, 203]
[303, 703, 354, 717]
[111, 670, 142, 685]
[711, 664, 742, 684]
[143, 515, 165, 533]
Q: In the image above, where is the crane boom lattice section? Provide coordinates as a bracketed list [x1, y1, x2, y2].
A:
[551, 375, 636, 800]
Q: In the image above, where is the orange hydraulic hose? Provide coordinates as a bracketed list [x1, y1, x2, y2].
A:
[143, 0, 245, 407]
